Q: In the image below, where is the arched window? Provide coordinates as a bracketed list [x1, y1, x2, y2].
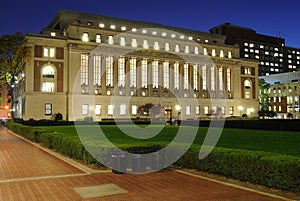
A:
[244, 79, 251, 99]
[41, 65, 55, 92]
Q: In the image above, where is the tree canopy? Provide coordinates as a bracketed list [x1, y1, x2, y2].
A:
[0, 32, 27, 85]
[258, 79, 276, 118]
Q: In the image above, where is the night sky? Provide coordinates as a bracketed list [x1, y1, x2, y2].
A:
[1, 0, 299, 47]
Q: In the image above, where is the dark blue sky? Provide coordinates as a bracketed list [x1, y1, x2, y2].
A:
[1, 0, 299, 47]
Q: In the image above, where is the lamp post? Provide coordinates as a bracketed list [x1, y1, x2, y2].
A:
[238, 106, 244, 117]
[175, 105, 181, 125]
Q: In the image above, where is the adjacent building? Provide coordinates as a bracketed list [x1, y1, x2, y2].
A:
[210, 23, 300, 76]
[260, 71, 300, 119]
[13, 10, 259, 121]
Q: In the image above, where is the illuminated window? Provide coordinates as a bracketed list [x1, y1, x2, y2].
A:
[118, 57, 125, 87]
[212, 49, 216, 57]
[184, 63, 189, 90]
[204, 39, 208, 43]
[142, 29, 147, 34]
[154, 41, 159, 50]
[245, 67, 251, 75]
[143, 40, 148, 49]
[174, 62, 179, 90]
[244, 42, 249, 46]
[121, 26, 126, 31]
[95, 105, 101, 115]
[50, 32, 56, 37]
[244, 80, 251, 99]
[171, 34, 176, 38]
[165, 43, 170, 51]
[45, 103, 52, 115]
[195, 106, 200, 115]
[130, 58, 137, 87]
[175, 44, 180, 52]
[82, 104, 88, 115]
[180, 35, 184, 39]
[185, 46, 189, 53]
[44, 48, 55, 58]
[120, 104, 126, 115]
[152, 31, 157, 35]
[106, 56, 113, 86]
[152, 60, 159, 88]
[229, 106, 234, 115]
[211, 66, 215, 91]
[49, 48, 55, 58]
[202, 65, 207, 90]
[219, 67, 223, 91]
[110, 25, 116, 29]
[221, 106, 226, 115]
[120, 37, 125, 46]
[162, 32, 167, 37]
[193, 65, 198, 90]
[108, 35, 113, 45]
[132, 105, 137, 115]
[96, 34, 101, 43]
[220, 50, 224, 57]
[132, 38, 137, 47]
[141, 59, 148, 88]
[203, 48, 208, 55]
[82, 32, 89, 42]
[228, 51, 232, 58]
[163, 61, 169, 89]
[278, 106, 282, 112]
[93, 54, 101, 86]
[188, 36, 193, 40]
[227, 68, 231, 92]
[99, 23, 105, 28]
[132, 28, 137, 32]
[186, 106, 191, 115]
[195, 47, 199, 54]
[42, 65, 55, 93]
[204, 106, 209, 115]
[249, 43, 254, 48]
[108, 105, 114, 115]
[81, 53, 89, 85]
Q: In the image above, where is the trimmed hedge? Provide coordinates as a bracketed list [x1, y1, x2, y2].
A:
[7, 123, 300, 192]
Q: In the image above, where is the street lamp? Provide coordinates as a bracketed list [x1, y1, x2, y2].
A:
[238, 106, 244, 116]
[175, 105, 181, 120]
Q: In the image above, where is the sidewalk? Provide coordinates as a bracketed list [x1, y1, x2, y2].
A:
[0, 127, 294, 201]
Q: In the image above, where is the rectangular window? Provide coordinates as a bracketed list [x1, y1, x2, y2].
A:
[96, 34, 101, 43]
[141, 59, 148, 88]
[132, 105, 137, 115]
[106, 56, 113, 86]
[108, 105, 114, 115]
[45, 103, 52, 115]
[95, 104, 101, 115]
[81, 53, 89, 85]
[186, 106, 191, 115]
[184, 63, 189, 90]
[195, 106, 200, 115]
[93, 54, 101, 86]
[120, 37, 126, 46]
[154, 41, 159, 50]
[120, 104, 126, 115]
[278, 96, 282, 102]
[219, 67, 223, 91]
[204, 106, 209, 115]
[278, 106, 282, 112]
[228, 51, 232, 58]
[163, 61, 169, 89]
[203, 48, 208, 55]
[44, 48, 55, 58]
[211, 66, 215, 91]
[49, 48, 55, 58]
[193, 65, 198, 90]
[82, 104, 88, 115]
[195, 47, 199, 55]
[118, 57, 125, 87]
[130, 58, 137, 87]
[143, 40, 148, 49]
[221, 106, 226, 115]
[175, 44, 180, 52]
[152, 60, 159, 88]
[132, 38, 137, 47]
[227, 68, 231, 92]
[174, 62, 180, 90]
[108, 35, 114, 45]
[212, 49, 216, 57]
[202, 65, 207, 90]
[82, 32, 89, 42]
[165, 43, 170, 51]
[42, 82, 54, 92]
[185, 46, 189, 53]
[220, 50, 224, 57]
[229, 106, 234, 115]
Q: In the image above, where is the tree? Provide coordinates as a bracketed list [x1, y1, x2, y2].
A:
[0, 32, 28, 120]
[258, 79, 276, 119]
[0, 32, 27, 85]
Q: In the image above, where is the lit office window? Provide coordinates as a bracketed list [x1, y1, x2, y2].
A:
[82, 32, 89, 42]
[95, 104, 101, 115]
[202, 65, 207, 90]
[130, 58, 137, 87]
[193, 65, 198, 90]
[120, 37, 126, 46]
[81, 53, 89, 85]
[220, 50, 224, 57]
[132, 105, 137, 115]
[118, 57, 125, 87]
[141, 59, 148, 88]
[184, 63, 189, 90]
[49, 48, 55, 58]
[96, 34, 101, 43]
[108, 105, 114, 115]
[154, 41, 159, 50]
[211, 66, 215, 91]
[219, 67, 223, 91]
[93, 54, 101, 86]
[143, 40, 148, 49]
[82, 104, 88, 115]
[152, 60, 159, 88]
[227, 68, 231, 92]
[249, 43, 254, 48]
[174, 62, 180, 90]
[106, 56, 113, 86]
[165, 43, 170, 51]
[228, 51, 232, 58]
[163, 61, 169, 89]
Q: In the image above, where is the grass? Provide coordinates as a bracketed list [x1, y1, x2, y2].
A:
[38, 125, 300, 158]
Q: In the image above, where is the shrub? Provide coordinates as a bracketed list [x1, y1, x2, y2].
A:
[54, 113, 63, 121]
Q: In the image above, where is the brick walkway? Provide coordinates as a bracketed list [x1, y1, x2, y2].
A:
[0, 128, 292, 201]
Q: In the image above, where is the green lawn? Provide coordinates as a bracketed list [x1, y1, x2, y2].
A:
[39, 125, 300, 158]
